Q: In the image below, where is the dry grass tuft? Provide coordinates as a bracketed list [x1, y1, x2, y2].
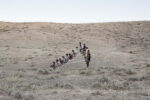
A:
[146, 63, 150, 67]
[125, 69, 136, 75]
[91, 91, 102, 96]
[80, 70, 91, 76]
[92, 75, 130, 90]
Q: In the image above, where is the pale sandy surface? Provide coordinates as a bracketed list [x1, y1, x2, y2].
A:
[0, 21, 150, 100]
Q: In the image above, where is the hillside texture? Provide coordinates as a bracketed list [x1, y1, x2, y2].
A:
[0, 21, 150, 100]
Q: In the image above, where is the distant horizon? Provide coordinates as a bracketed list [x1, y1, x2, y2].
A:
[0, 0, 150, 23]
[0, 20, 149, 24]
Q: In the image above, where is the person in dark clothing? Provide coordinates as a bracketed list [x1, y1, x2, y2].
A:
[59, 58, 63, 65]
[79, 42, 82, 48]
[85, 50, 91, 68]
[79, 42, 82, 53]
[83, 44, 87, 56]
[83, 44, 87, 52]
[88, 50, 91, 62]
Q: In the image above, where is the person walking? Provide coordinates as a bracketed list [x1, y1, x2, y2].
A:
[85, 50, 91, 68]
[65, 53, 69, 62]
[62, 56, 67, 64]
[50, 62, 56, 70]
[83, 44, 87, 56]
[79, 42, 83, 53]
[76, 46, 80, 54]
[59, 58, 63, 65]
[72, 50, 76, 57]
[55, 59, 59, 68]
[69, 53, 73, 60]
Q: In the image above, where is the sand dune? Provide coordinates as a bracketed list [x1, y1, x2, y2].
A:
[0, 21, 150, 100]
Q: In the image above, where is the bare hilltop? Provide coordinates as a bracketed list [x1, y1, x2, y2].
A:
[0, 21, 150, 100]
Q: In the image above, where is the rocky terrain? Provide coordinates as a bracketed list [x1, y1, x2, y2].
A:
[0, 21, 150, 100]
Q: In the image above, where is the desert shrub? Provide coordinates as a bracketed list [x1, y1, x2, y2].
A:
[28, 56, 34, 60]
[9, 90, 22, 99]
[55, 83, 74, 89]
[31, 68, 37, 71]
[52, 91, 58, 94]
[96, 68, 102, 72]
[96, 69, 101, 71]
[129, 76, 150, 81]
[63, 84, 74, 89]
[142, 75, 150, 81]
[9, 90, 34, 100]
[7, 73, 23, 82]
[86, 97, 92, 100]
[48, 76, 55, 80]
[34, 76, 41, 80]
[92, 83, 102, 89]
[128, 77, 139, 81]
[108, 81, 130, 90]
[92, 79, 130, 90]
[92, 76, 110, 89]
[137, 91, 150, 96]
[80, 71, 91, 76]
[0, 64, 4, 67]
[55, 83, 59, 88]
[146, 64, 150, 67]
[22, 93, 34, 100]
[80, 71, 86, 74]
[30, 64, 34, 67]
[24, 58, 28, 61]
[0, 87, 6, 93]
[125, 69, 136, 75]
[91, 91, 102, 96]
[99, 75, 109, 83]
[13, 60, 18, 64]
[38, 69, 49, 75]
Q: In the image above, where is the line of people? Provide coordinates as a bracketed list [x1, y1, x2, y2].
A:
[50, 49, 77, 70]
[50, 42, 91, 70]
[78, 42, 91, 68]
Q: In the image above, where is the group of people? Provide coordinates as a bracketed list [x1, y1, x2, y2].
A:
[50, 49, 77, 70]
[50, 42, 91, 70]
[78, 42, 91, 68]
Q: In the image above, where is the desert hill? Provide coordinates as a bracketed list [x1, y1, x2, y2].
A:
[0, 21, 150, 100]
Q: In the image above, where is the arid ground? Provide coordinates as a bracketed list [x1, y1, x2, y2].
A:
[0, 21, 150, 100]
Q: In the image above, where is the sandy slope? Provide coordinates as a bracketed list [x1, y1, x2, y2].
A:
[0, 21, 150, 100]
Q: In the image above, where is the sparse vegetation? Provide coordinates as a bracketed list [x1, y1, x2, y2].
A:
[0, 21, 149, 100]
[52, 91, 58, 94]
[92, 76, 130, 90]
[91, 91, 102, 96]
[125, 69, 136, 75]
[63, 84, 74, 89]
[146, 63, 150, 67]
[80, 71, 91, 75]
[48, 76, 55, 80]
[108, 81, 130, 90]
[86, 97, 92, 100]
[99, 75, 109, 83]
[80, 71, 86, 74]
[38, 69, 49, 75]
[92, 83, 102, 89]
[7, 74, 23, 82]
[0, 64, 4, 67]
